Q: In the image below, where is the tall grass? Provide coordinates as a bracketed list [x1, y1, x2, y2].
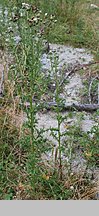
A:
[0, 0, 99, 200]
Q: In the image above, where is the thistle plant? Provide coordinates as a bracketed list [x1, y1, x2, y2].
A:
[49, 53, 68, 179]
[7, 1, 57, 191]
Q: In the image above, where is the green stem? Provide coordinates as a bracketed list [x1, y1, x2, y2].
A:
[58, 118, 62, 180]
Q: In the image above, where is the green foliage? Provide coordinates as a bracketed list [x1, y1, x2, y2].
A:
[0, 0, 99, 200]
[82, 125, 99, 166]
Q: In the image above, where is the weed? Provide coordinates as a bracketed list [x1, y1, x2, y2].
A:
[0, 0, 99, 200]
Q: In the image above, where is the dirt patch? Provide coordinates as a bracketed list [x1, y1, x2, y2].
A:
[41, 44, 93, 71]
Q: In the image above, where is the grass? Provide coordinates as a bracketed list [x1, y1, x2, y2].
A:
[0, 106, 98, 199]
[0, 0, 99, 200]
